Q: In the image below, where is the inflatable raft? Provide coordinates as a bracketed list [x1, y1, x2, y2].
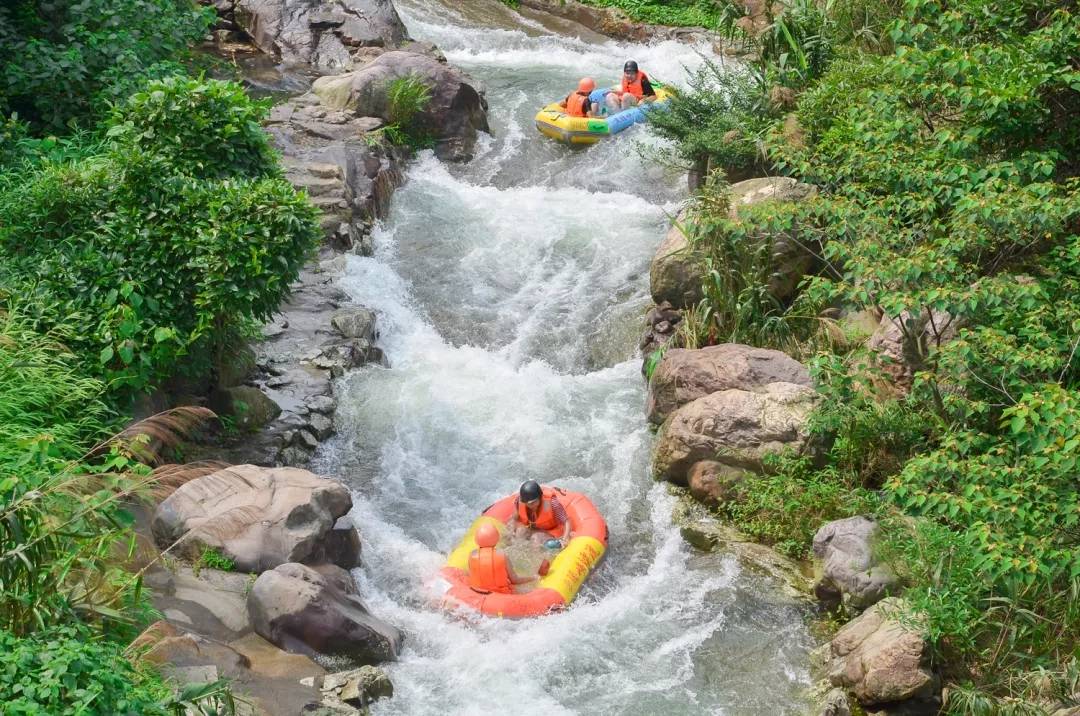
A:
[435, 488, 607, 617]
[534, 84, 674, 145]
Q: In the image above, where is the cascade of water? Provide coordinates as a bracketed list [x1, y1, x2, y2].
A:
[313, 2, 813, 712]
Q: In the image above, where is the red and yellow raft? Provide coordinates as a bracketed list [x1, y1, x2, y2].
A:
[436, 488, 607, 618]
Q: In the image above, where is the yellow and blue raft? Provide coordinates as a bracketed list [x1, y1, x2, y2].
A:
[534, 83, 675, 145]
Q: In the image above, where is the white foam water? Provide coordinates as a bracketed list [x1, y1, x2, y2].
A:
[312, 1, 814, 713]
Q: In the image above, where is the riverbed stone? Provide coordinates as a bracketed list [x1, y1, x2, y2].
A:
[687, 460, 747, 507]
[311, 50, 490, 161]
[211, 385, 282, 431]
[152, 464, 354, 573]
[829, 598, 939, 706]
[234, 0, 408, 69]
[650, 210, 702, 309]
[653, 382, 817, 485]
[813, 516, 899, 610]
[248, 563, 403, 663]
[647, 343, 812, 425]
[331, 307, 377, 341]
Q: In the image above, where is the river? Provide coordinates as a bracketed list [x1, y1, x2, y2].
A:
[311, 1, 814, 712]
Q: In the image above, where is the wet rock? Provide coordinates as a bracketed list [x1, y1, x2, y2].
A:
[234, 0, 408, 69]
[313, 519, 361, 569]
[687, 460, 747, 507]
[279, 444, 315, 467]
[313, 339, 386, 375]
[152, 464, 354, 572]
[307, 394, 338, 414]
[647, 343, 812, 425]
[650, 210, 702, 309]
[813, 516, 899, 610]
[653, 382, 817, 484]
[817, 687, 852, 716]
[305, 412, 335, 441]
[331, 307, 377, 340]
[142, 630, 252, 679]
[829, 598, 939, 706]
[639, 301, 683, 361]
[248, 562, 403, 663]
[311, 50, 490, 161]
[211, 385, 282, 431]
[321, 666, 393, 709]
[217, 345, 257, 388]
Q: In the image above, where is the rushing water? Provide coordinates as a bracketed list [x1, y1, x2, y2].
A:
[313, 1, 814, 712]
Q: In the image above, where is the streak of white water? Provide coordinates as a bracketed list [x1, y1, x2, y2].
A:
[313, 1, 814, 713]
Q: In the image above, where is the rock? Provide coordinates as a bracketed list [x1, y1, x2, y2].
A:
[305, 412, 335, 441]
[163, 664, 219, 685]
[817, 687, 852, 716]
[687, 460, 747, 507]
[813, 516, 899, 610]
[639, 301, 683, 361]
[142, 631, 251, 679]
[729, 177, 820, 301]
[217, 345, 257, 388]
[829, 598, 939, 706]
[318, 520, 362, 569]
[152, 464, 355, 572]
[248, 562, 403, 663]
[323, 666, 393, 708]
[313, 339, 386, 374]
[649, 210, 702, 309]
[867, 308, 960, 390]
[331, 307, 377, 340]
[653, 382, 817, 484]
[211, 385, 282, 431]
[311, 51, 490, 161]
[234, 0, 408, 69]
[646, 343, 812, 425]
[307, 394, 338, 414]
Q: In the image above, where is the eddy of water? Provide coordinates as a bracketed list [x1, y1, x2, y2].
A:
[313, 1, 814, 713]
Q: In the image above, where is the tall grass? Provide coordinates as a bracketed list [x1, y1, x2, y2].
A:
[382, 74, 434, 150]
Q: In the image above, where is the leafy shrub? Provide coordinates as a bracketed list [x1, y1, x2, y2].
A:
[0, 625, 170, 715]
[381, 74, 435, 150]
[575, 0, 723, 28]
[0, 0, 212, 132]
[0, 79, 321, 397]
[106, 77, 279, 181]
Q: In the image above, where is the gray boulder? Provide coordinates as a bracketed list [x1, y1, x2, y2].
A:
[867, 308, 960, 391]
[813, 516, 899, 609]
[650, 210, 702, 309]
[829, 598, 939, 706]
[687, 460, 747, 507]
[235, 0, 408, 69]
[152, 465, 354, 573]
[647, 343, 812, 425]
[331, 307, 377, 341]
[249, 562, 403, 663]
[817, 687, 852, 716]
[211, 385, 282, 431]
[653, 381, 817, 484]
[312, 51, 490, 161]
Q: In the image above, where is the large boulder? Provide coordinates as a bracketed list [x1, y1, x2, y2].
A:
[234, 0, 408, 69]
[312, 51, 490, 161]
[249, 562, 403, 663]
[813, 516, 899, 610]
[152, 465, 357, 573]
[210, 385, 282, 432]
[829, 598, 939, 706]
[653, 381, 817, 484]
[646, 343, 812, 425]
[687, 460, 747, 507]
[649, 211, 702, 309]
[867, 308, 960, 391]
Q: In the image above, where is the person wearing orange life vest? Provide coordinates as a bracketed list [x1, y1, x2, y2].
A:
[467, 522, 537, 594]
[606, 60, 656, 113]
[508, 480, 571, 547]
[559, 77, 599, 118]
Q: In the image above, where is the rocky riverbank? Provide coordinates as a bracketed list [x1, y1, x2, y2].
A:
[641, 178, 944, 715]
[133, 1, 492, 713]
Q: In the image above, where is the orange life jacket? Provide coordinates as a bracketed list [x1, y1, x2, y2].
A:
[621, 70, 650, 99]
[565, 91, 590, 118]
[468, 547, 513, 594]
[516, 487, 562, 532]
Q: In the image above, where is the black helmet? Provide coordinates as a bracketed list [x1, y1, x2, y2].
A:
[623, 60, 638, 73]
[519, 480, 542, 502]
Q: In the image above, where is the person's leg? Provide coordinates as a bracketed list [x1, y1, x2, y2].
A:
[605, 93, 621, 114]
[621, 94, 638, 110]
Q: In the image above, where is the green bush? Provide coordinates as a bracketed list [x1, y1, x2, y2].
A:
[0, 79, 321, 397]
[0, 0, 212, 132]
[575, 0, 722, 28]
[381, 74, 435, 150]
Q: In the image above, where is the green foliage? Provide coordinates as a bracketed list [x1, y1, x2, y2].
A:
[0, 79, 320, 397]
[194, 547, 235, 574]
[380, 74, 435, 151]
[0, 625, 170, 715]
[575, 0, 723, 28]
[106, 76, 279, 181]
[0, 0, 212, 132]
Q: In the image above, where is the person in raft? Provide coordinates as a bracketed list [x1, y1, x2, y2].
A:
[509, 480, 572, 547]
[558, 77, 599, 118]
[605, 59, 656, 113]
[468, 523, 538, 594]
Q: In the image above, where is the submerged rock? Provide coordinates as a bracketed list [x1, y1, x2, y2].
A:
[647, 343, 812, 425]
[311, 50, 490, 161]
[653, 381, 817, 484]
[813, 516, 899, 610]
[249, 562, 403, 663]
[152, 464, 354, 572]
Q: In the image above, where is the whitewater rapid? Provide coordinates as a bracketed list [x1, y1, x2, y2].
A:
[312, 1, 814, 713]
